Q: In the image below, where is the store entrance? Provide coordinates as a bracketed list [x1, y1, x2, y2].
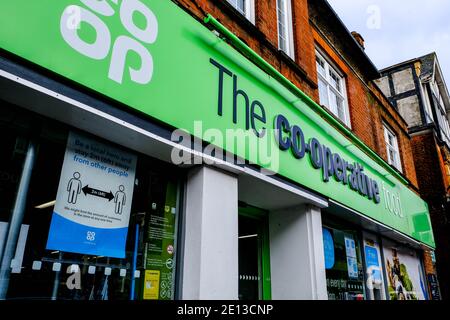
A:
[238, 207, 271, 300]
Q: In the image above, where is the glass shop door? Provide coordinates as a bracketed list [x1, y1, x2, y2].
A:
[238, 207, 271, 300]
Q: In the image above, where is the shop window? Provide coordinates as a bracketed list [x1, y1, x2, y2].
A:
[383, 124, 402, 172]
[322, 225, 365, 300]
[0, 102, 182, 300]
[362, 232, 386, 300]
[226, 0, 255, 24]
[277, 0, 295, 59]
[316, 50, 351, 127]
[382, 238, 428, 300]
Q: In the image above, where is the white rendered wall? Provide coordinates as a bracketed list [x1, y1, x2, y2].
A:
[181, 166, 239, 299]
[269, 205, 328, 300]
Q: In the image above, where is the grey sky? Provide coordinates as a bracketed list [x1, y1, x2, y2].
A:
[327, 0, 450, 84]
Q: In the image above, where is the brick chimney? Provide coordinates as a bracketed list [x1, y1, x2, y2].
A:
[351, 31, 365, 50]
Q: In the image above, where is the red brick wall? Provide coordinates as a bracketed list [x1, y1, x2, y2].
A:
[290, 0, 317, 84]
[312, 29, 418, 188]
[411, 131, 449, 299]
[411, 132, 446, 200]
[175, 0, 318, 99]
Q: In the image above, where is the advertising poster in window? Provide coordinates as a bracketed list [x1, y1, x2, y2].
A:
[382, 238, 428, 300]
[322, 226, 365, 300]
[143, 270, 160, 300]
[144, 181, 178, 300]
[362, 232, 386, 300]
[46, 131, 137, 258]
[344, 236, 358, 279]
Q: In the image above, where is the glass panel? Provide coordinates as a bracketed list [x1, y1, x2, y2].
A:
[329, 70, 342, 92]
[278, 21, 286, 52]
[316, 56, 326, 76]
[0, 101, 181, 300]
[322, 224, 365, 300]
[336, 96, 346, 123]
[237, 0, 246, 14]
[329, 90, 339, 117]
[387, 134, 394, 147]
[279, 36, 286, 52]
[388, 147, 395, 165]
[277, 0, 288, 53]
[238, 215, 261, 300]
[0, 107, 29, 228]
[422, 84, 434, 124]
[227, 0, 246, 14]
[318, 78, 329, 107]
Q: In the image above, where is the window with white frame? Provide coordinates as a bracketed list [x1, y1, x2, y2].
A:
[432, 79, 443, 106]
[383, 124, 402, 172]
[436, 107, 450, 145]
[226, 0, 255, 23]
[430, 77, 450, 145]
[316, 51, 350, 126]
[277, 0, 295, 59]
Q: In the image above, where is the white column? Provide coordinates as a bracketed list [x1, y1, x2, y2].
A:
[181, 166, 239, 300]
[269, 204, 327, 300]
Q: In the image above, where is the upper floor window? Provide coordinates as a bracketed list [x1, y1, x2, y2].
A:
[277, 0, 295, 59]
[431, 79, 444, 109]
[226, 0, 255, 24]
[383, 124, 402, 172]
[316, 51, 351, 127]
[421, 83, 434, 124]
[428, 77, 450, 145]
[436, 106, 450, 146]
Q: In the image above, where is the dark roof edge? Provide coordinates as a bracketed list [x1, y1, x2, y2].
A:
[379, 58, 422, 74]
[316, 0, 380, 79]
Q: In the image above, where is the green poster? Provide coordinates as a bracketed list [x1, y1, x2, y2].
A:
[144, 181, 177, 300]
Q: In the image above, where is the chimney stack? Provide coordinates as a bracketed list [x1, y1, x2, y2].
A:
[351, 31, 365, 50]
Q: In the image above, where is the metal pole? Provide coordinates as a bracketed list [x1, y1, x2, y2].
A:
[0, 140, 37, 299]
[130, 223, 139, 300]
[51, 252, 63, 300]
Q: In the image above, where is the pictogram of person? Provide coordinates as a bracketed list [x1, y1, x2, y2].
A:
[67, 172, 82, 204]
[114, 185, 126, 214]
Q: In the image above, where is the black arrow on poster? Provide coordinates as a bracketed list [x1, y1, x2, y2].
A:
[82, 185, 114, 201]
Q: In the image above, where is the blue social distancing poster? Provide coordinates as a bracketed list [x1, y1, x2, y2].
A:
[364, 245, 382, 282]
[46, 131, 137, 258]
[322, 228, 335, 270]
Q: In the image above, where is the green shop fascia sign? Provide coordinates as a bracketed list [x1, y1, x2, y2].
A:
[0, 0, 434, 247]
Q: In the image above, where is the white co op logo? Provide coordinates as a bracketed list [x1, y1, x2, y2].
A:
[60, 0, 158, 85]
[86, 231, 96, 241]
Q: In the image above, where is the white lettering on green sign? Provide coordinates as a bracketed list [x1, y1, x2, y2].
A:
[60, 0, 158, 84]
